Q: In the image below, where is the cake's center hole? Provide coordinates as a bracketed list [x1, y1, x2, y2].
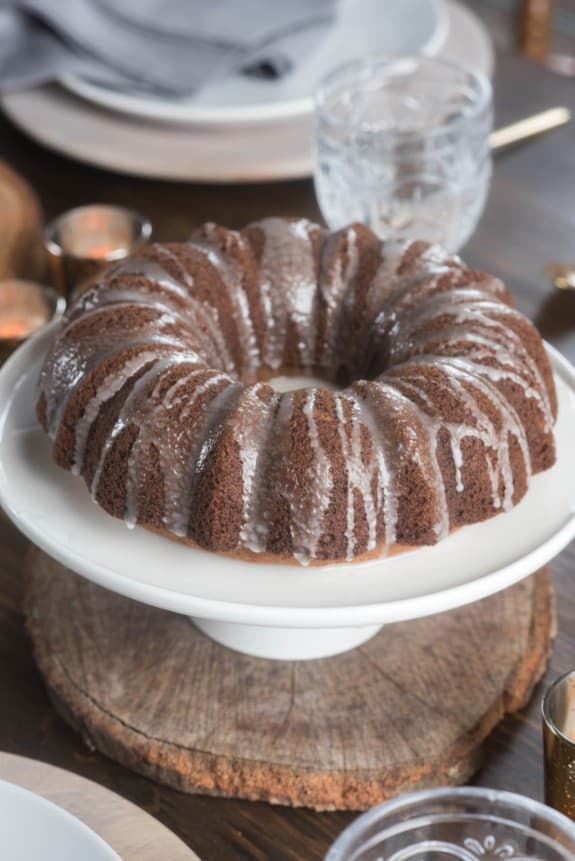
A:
[266, 374, 341, 393]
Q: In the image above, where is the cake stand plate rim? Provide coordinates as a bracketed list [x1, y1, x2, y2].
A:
[1, 322, 574, 630]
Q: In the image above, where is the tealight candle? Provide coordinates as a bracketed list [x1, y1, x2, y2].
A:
[543, 670, 575, 821]
[0, 279, 65, 364]
[44, 204, 152, 299]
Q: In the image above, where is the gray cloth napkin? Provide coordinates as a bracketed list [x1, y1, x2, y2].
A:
[0, 0, 336, 94]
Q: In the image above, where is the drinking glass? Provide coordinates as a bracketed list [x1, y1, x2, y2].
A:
[314, 56, 493, 252]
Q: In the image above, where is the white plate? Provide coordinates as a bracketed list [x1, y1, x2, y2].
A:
[61, 0, 449, 127]
[1, 320, 575, 651]
[0, 2, 493, 183]
[0, 779, 120, 861]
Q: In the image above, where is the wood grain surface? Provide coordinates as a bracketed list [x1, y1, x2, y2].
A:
[0, 3, 575, 859]
[0, 161, 44, 280]
[24, 549, 555, 811]
[0, 752, 200, 861]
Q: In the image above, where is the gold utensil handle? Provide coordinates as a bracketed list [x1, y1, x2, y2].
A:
[490, 106, 571, 151]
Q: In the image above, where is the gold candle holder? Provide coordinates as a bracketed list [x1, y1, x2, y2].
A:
[0, 279, 65, 365]
[543, 670, 575, 820]
[44, 204, 152, 300]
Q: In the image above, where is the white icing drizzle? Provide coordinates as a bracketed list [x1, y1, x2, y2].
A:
[71, 350, 162, 474]
[377, 241, 453, 312]
[389, 357, 531, 516]
[108, 255, 235, 372]
[189, 225, 261, 375]
[355, 240, 407, 358]
[366, 379, 450, 541]
[334, 397, 356, 558]
[153, 245, 195, 289]
[124, 368, 221, 529]
[235, 384, 277, 554]
[389, 287, 526, 354]
[41, 345, 93, 439]
[386, 287, 554, 431]
[107, 256, 192, 301]
[90, 356, 178, 503]
[317, 226, 360, 371]
[256, 218, 319, 370]
[353, 388, 399, 547]
[438, 359, 531, 509]
[283, 390, 334, 565]
[39, 304, 188, 440]
[363, 241, 455, 365]
[334, 394, 378, 560]
[128, 372, 238, 534]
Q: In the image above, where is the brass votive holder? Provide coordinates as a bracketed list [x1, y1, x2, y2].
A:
[44, 204, 152, 300]
[546, 263, 575, 291]
[543, 670, 575, 820]
[0, 279, 65, 365]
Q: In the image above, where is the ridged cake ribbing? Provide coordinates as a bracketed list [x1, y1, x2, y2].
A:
[36, 218, 557, 565]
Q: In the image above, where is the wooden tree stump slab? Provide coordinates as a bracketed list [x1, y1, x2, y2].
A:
[24, 548, 556, 812]
[0, 161, 44, 280]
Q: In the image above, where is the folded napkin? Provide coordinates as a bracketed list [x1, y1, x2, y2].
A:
[0, 0, 336, 94]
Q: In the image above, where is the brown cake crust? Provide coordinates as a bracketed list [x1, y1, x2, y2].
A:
[36, 218, 557, 566]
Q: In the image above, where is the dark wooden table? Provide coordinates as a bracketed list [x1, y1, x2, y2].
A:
[1, 4, 575, 859]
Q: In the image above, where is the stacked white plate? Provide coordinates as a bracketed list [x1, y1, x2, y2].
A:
[0, 0, 493, 182]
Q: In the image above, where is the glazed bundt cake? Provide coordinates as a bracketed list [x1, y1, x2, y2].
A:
[36, 217, 557, 565]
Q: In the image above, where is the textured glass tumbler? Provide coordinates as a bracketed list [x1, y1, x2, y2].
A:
[325, 787, 575, 861]
[314, 56, 493, 252]
[543, 670, 575, 821]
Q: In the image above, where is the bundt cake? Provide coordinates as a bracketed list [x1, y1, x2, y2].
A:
[36, 217, 557, 566]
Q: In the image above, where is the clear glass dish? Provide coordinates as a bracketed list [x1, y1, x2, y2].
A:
[325, 787, 575, 861]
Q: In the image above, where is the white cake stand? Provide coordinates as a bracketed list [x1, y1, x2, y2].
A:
[1, 323, 575, 661]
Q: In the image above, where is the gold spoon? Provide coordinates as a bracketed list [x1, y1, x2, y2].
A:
[489, 108, 573, 291]
[490, 106, 571, 152]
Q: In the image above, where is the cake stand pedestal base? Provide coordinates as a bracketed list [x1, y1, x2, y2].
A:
[192, 617, 383, 660]
[24, 548, 556, 812]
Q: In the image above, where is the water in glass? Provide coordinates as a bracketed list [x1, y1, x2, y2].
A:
[314, 57, 493, 253]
